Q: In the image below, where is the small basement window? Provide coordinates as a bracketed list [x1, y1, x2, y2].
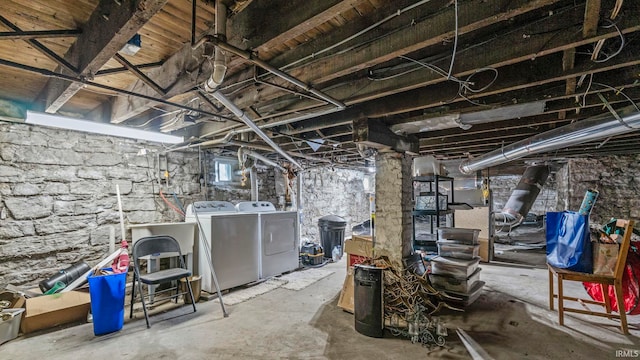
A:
[215, 161, 232, 182]
[211, 157, 240, 184]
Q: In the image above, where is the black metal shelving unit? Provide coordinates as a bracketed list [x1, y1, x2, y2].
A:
[412, 175, 455, 252]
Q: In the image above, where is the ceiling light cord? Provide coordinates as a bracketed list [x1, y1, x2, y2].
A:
[446, 0, 459, 80]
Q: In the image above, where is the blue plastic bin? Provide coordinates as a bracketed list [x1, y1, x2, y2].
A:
[87, 268, 127, 336]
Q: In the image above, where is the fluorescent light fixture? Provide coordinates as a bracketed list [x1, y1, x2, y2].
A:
[25, 111, 184, 144]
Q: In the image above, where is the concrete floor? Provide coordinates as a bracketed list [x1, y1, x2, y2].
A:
[2, 249, 640, 359]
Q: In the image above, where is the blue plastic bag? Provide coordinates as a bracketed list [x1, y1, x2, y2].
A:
[546, 211, 593, 273]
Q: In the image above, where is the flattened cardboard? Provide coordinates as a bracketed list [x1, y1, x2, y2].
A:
[337, 267, 354, 313]
[20, 291, 91, 334]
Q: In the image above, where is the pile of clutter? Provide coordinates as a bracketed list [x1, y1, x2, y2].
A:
[0, 241, 130, 345]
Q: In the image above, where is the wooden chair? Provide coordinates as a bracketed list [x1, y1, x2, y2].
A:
[548, 219, 635, 334]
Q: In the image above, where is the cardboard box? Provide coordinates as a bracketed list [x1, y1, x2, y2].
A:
[340, 236, 374, 313]
[344, 235, 373, 268]
[478, 237, 493, 263]
[337, 267, 354, 313]
[20, 291, 91, 334]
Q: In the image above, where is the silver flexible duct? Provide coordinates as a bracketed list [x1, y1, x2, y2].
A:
[460, 105, 640, 173]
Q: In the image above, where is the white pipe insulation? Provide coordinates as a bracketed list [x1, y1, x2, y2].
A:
[204, 1, 227, 92]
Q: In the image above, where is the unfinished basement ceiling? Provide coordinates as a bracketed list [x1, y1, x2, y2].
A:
[0, 0, 639, 170]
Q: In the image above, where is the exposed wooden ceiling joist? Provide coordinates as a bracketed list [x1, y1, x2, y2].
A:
[39, 0, 169, 114]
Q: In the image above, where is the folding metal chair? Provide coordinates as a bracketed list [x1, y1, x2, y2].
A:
[129, 235, 197, 328]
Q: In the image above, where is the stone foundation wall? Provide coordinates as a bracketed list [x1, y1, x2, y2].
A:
[556, 156, 640, 223]
[0, 123, 204, 287]
[0, 123, 369, 287]
[299, 167, 370, 243]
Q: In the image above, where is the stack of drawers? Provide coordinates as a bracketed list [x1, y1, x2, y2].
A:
[428, 228, 484, 306]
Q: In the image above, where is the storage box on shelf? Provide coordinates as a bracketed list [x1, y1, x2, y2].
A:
[412, 175, 456, 253]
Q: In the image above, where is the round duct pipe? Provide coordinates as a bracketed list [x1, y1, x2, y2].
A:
[501, 165, 550, 222]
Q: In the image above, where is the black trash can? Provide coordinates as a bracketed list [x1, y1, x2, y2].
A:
[318, 215, 347, 259]
[354, 265, 384, 338]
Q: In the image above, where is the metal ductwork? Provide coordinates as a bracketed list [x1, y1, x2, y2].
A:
[204, 1, 227, 92]
[460, 105, 640, 174]
[500, 165, 550, 222]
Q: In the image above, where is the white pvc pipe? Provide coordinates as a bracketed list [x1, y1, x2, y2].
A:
[116, 184, 126, 241]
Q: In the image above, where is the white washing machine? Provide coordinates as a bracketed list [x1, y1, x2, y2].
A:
[236, 201, 300, 279]
[185, 201, 260, 293]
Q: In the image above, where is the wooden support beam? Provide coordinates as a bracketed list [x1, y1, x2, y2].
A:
[274, 52, 640, 136]
[227, 0, 367, 52]
[252, 0, 370, 58]
[558, 0, 601, 120]
[251, 3, 639, 117]
[229, 0, 564, 110]
[559, 48, 576, 121]
[583, 0, 602, 37]
[111, 0, 362, 123]
[40, 0, 168, 114]
[353, 116, 419, 154]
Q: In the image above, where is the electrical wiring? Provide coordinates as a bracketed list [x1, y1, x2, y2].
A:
[366, 256, 456, 347]
[399, 55, 498, 107]
[592, 20, 625, 63]
[581, 73, 594, 108]
[592, 82, 640, 112]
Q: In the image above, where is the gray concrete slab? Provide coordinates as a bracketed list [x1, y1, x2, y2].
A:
[2, 253, 640, 359]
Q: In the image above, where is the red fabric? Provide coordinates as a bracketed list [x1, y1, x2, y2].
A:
[583, 244, 640, 314]
[348, 254, 370, 268]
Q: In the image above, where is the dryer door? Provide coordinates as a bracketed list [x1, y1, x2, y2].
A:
[260, 212, 299, 278]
